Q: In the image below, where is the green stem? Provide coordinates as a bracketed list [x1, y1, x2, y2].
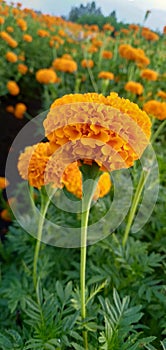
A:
[122, 170, 149, 247]
[33, 190, 53, 288]
[80, 164, 101, 349]
[151, 119, 166, 144]
[80, 207, 90, 350]
[87, 65, 98, 93]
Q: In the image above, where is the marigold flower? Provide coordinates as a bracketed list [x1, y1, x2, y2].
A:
[62, 54, 73, 60]
[98, 71, 114, 80]
[102, 50, 113, 59]
[7, 81, 20, 95]
[62, 162, 111, 199]
[143, 100, 166, 120]
[6, 105, 14, 113]
[14, 103, 27, 119]
[36, 69, 59, 84]
[124, 81, 144, 95]
[141, 69, 158, 81]
[0, 177, 9, 189]
[52, 58, 77, 73]
[119, 44, 150, 67]
[44, 92, 151, 173]
[5, 51, 17, 63]
[17, 143, 57, 189]
[129, 24, 139, 32]
[0, 209, 12, 222]
[17, 18, 27, 31]
[81, 59, 94, 69]
[142, 28, 159, 41]
[157, 90, 166, 99]
[1, 31, 18, 48]
[6, 26, 14, 33]
[103, 23, 114, 32]
[163, 26, 166, 34]
[0, 16, 5, 24]
[18, 63, 28, 74]
[37, 29, 49, 37]
[23, 34, 32, 42]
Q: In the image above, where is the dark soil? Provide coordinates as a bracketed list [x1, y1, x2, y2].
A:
[0, 94, 42, 236]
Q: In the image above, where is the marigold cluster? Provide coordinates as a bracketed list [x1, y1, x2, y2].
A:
[157, 90, 166, 100]
[1, 31, 18, 48]
[23, 34, 32, 42]
[62, 162, 111, 199]
[36, 69, 59, 84]
[5, 51, 18, 63]
[44, 92, 151, 173]
[119, 44, 150, 67]
[143, 100, 166, 120]
[52, 57, 77, 73]
[124, 81, 144, 95]
[103, 23, 114, 31]
[18, 63, 28, 74]
[14, 103, 27, 119]
[0, 177, 9, 189]
[37, 29, 49, 37]
[98, 71, 114, 80]
[142, 28, 159, 41]
[81, 59, 94, 68]
[102, 50, 113, 59]
[17, 18, 27, 31]
[141, 69, 158, 81]
[7, 81, 20, 95]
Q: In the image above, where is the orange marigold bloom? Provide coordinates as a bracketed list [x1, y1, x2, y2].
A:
[44, 92, 151, 173]
[62, 54, 73, 60]
[5, 51, 17, 63]
[163, 26, 166, 34]
[37, 29, 49, 37]
[62, 162, 111, 199]
[23, 34, 32, 42]
[141, 69, 158, 81]
[1, 31, 18, 48]
[6, 105, 14, 113]
[142, 28, 159, 41]
[98, 71, 114, 80]
[36, 69, 59, 84]
[0, 16, 5, 24]
[17, 18, 27, 31]
[14, 103, 27, 119]
[143, 100, 166, 120]
[157, 90, 166, 99]
[129, 24, 139, 32]
[81, 59, 94, 68]
[7, 81, 20, 96]
[0, 209, 12, 222]
[88, 45, 98, 53]
[124, 81, 144, 95]
[6, 26, 14, 33]
[17, 143, 56, 189]
[102, 50, 113, 59]
[18, 63, 28, 74]
[119, 44, 150, 67]
[0, 177, 9, 189]
[103, 23, 114, 32]
[52, 58, 77, 73]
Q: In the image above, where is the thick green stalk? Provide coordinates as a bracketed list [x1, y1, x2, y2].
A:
[33, 189, 53, 288]
[122, 170, 149, 247]
[80, 206, 91, 350]
[80, 164, 101, 349]
[151, 119, 166, 144]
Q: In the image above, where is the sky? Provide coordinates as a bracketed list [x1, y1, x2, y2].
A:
[6, 0, 166, 32]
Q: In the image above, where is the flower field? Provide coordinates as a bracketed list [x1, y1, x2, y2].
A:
[0, 1, 166, 349]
